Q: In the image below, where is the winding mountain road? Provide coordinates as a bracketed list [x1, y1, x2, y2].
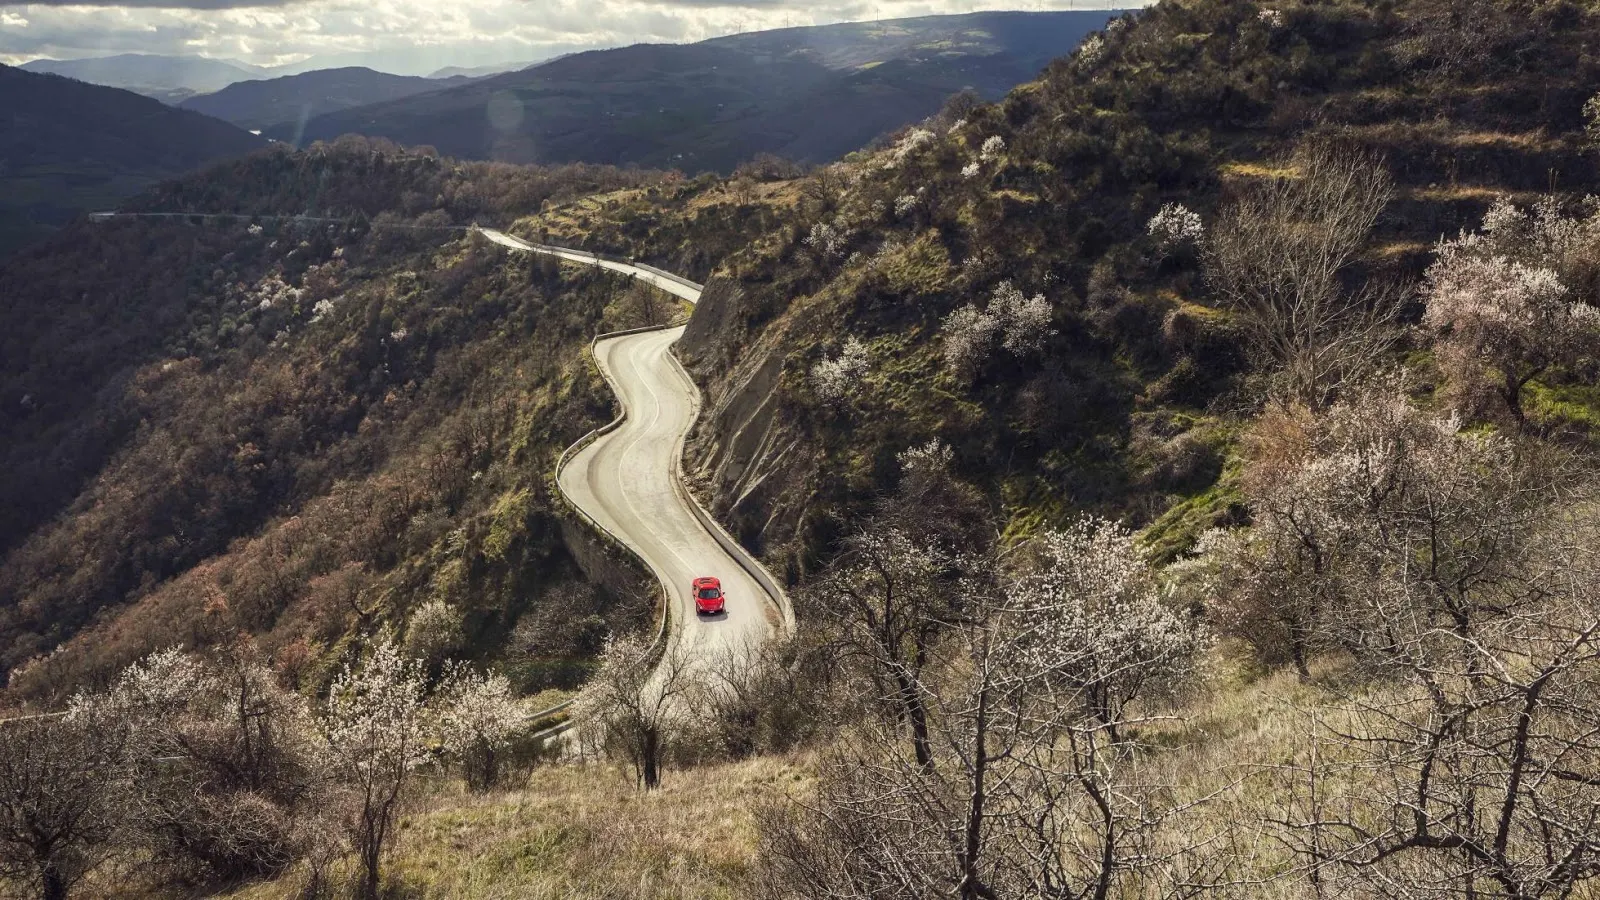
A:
[477, 228, 786, 667]
[478, 228, 702, 303]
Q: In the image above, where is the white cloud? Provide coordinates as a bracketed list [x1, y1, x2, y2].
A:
[0, 0, 1130, 73]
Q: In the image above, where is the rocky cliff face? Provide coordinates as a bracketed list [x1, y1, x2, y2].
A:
[678, 277, 818, 586]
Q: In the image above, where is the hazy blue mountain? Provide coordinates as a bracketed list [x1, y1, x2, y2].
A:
[181, 67, 473, 132]
[428, 62, 532, 79]
[0, 65, 266, 256]
[19, 54, 269, 102]
[703, 10, 1112, 70]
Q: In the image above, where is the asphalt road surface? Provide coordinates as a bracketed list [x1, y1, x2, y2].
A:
[479, 228, 779, 665]
[477, 228, 702, 303]
[561, 327, 776, 661]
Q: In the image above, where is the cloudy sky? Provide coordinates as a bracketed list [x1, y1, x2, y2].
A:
[0, 0, 1129, 74]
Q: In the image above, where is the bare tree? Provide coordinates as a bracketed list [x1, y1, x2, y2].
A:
[574, 634, 693, 790]
[799, 440, 994, 771]
[763, 518, 1206, 900]
[0, 717, 122, 900]
[1204, 144, 1405, 406]
[799, 163, 847, 216]
[616, 278, 668, 329]
[807, 524, 971, 771]
[1274, 513, 1600, 899]
[1203, 380, 1600, 896]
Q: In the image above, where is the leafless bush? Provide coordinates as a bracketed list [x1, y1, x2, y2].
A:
[686, 638, 825, 760]
[1395, 0, 1540, 75]
[616, 279, 670, 329]
[67, 643, 328, 887]
[734, 153, 805, 183]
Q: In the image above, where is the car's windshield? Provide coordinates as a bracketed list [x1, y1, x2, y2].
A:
[697, 587, 720, 599]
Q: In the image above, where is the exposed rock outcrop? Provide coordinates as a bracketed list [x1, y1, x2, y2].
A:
[678, 277, 817, 585]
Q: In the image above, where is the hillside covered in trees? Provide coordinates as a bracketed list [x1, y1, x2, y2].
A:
[179, 67, 476, 133]
[9, 0, 1600, 898]
[0, 142, 740, 704]
[653, 0, 1600, 580]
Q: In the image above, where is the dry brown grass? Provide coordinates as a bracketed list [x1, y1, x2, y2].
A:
[1406, 184, 1514, 202]
[687, 179, 803, 212]
[221, 754, 811, 900]
[1219, 161, 1301, 180]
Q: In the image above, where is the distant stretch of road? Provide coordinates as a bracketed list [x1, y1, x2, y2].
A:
[476, 228, 701, 303]
[477, 228, 784, 667]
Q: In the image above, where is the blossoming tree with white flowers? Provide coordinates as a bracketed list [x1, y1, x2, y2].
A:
[810, 337, 871, 406]
[320, 641, 430, 900]
[941, 281, 1055, 380]
[435, 662, 521, 791]
[1422, 196, 1600, 425]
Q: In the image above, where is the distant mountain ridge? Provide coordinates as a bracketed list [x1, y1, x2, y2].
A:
[428, 62, 532, 79]
[19, 54, 268, 103]
[0, 65, 266, 256]
[272, 10, 1123, 172]
[180, 67, 473, 132]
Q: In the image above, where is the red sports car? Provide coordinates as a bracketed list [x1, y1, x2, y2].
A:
[693, 576, 725, 615]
